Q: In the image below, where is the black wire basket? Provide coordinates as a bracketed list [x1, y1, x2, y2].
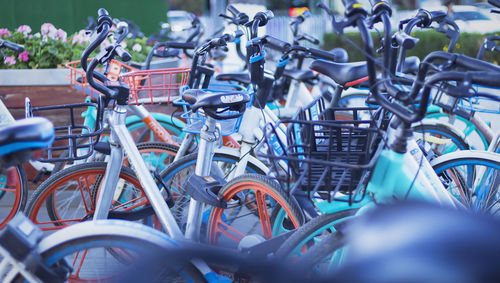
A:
[260, 97, 387, 203]
[25, 97, 104, 162]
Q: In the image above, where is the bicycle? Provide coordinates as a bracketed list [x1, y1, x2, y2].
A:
[271, 0, 500, 271]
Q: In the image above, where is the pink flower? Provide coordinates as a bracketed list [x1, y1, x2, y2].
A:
[17, 25, 31, 36]
[55, 29, 67, 41]
[120, 41, 127, 48]
[0, 28, 11, 38]
[41, 23, 55, 35]
[41, 23, 57, 40]
[132, 43, 142, 52]
[71, 30, 89, 45]
[4, 56, 16, 65]
[17, 51, 29, 62]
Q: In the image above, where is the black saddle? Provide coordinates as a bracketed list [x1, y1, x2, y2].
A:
[310, 60, 368, 87]
[182, 89, 250, 120]
[215, 72, 251, 86]
[282, 69, 316, 81]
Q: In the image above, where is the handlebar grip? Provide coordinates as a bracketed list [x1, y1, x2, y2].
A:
[309, 47, 337, 61]
[115, 45, 132, 62]
[227, 4, 241, 16]
[210, 37, 227, 48]
[264, 36, 290, 52]
[154, 49, 180, 58]
[430, 10, 447, 22]
[369, 0, 392, 15]
[394, 31, 419, 50]
[303, 34, 320, 45]
[221, 33, 235, 44]
[342, 0, 367, 16]
[489, 0, 500, 8]
[97, 8, 112, 25]
[255, 10, 274, 26]
[166, 42, 197, 49]
[2, 41, 24, 52]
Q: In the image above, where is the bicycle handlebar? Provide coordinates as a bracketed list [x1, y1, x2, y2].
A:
[477, 35, 500, 59]
[0, 40, 24, 53]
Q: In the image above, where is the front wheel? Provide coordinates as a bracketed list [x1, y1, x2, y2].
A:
[38, 220, 203, 282]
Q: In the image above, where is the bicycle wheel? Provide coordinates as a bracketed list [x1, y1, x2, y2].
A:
[431, 150, 500, 213]
[0, 165, 27, 229]
[25, 162, 150, 231]
[412, 122, 470, 156]
[159, 152, 267, 231]
[274, 209, 357, 260]
[38, 219, 203, 282]
[208, 174, 304, 248]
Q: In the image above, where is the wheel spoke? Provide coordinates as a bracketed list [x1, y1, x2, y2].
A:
[255, 190, 272, 239]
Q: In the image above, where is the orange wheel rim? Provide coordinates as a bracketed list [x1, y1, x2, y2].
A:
[208, 181, 300, 244]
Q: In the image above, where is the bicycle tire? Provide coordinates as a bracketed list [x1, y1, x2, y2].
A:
[208, 173, 304, 247]
[0, 165, 27, 229]
[275, 209, 356, 260]
[38, 219, 204, 282]
[25, 162, 150, 231]
[431, 150, 500, 213]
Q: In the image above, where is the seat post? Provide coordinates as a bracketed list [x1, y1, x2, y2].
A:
[185, 116, 220, 241]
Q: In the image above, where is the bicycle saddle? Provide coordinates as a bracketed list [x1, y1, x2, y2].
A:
[282, 69, 316, 81]
[182, 89, 250, 120]
[0, 117, 54, 166]
[215, 72, 251, 86]
[310, 60, 368, 87]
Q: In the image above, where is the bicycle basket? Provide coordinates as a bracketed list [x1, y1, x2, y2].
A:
[25, 96, 104, 163]
[65, 59, 137, 100]
[174, 84, 252, 136]
[260, 98, 386, 203]
[120, 67, 190, 105]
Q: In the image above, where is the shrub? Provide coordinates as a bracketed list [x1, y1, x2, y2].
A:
[0, 24, 152, 69]
[322, 30, 500, 64]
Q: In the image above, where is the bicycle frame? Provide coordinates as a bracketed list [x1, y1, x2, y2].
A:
[92, 104, 184, 239]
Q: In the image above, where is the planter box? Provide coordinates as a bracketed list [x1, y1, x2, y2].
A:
[129, 58, 179, 70]
[0, 68, 82, 118]
[0, 68, 70, 86]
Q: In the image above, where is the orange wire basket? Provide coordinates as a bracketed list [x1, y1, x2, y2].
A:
[65, 59, 190, 105]
[120, 67, 191, 105]
[65, 59, 137, 101]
